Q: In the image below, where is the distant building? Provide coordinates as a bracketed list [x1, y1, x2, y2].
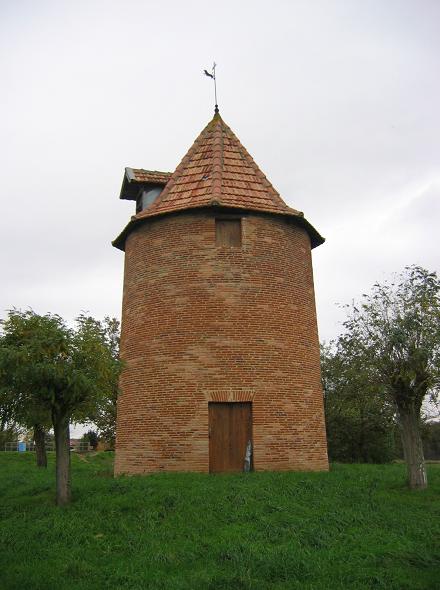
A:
[69, 439, 90, 452]
[113, 110, 328, 474]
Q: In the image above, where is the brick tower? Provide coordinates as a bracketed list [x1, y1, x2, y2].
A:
[113, 110, 328, 475]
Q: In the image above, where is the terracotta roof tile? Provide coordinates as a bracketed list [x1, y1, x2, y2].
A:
[131, 113, 298, 221]
[114, 113, 325, 250]
[129, 169, 172, 184]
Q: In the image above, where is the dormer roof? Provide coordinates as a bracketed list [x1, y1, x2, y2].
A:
[113, 112, 324, 250]
[119, 168, 172, 201]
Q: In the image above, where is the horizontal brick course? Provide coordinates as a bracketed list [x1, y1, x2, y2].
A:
[114, 211, 328, 474]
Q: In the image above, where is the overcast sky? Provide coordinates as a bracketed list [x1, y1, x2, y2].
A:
[1, 0, 439, 348]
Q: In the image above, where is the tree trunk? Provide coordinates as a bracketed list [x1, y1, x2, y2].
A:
[359, 405, 367, 462]
[398, 405, 427, 489]
[53, 412, 71, 506]
[33, 423, 47, 468]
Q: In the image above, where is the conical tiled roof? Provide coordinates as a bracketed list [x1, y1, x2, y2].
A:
[113, 112, 324, 250]
[137, 112, 298, 217]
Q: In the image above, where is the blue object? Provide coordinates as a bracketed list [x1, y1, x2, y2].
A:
[18, 441, 26, 452]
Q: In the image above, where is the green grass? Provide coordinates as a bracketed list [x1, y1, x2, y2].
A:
[0, 453, 439, 590]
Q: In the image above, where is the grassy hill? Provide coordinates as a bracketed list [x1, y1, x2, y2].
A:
[0, 452, 439, 589]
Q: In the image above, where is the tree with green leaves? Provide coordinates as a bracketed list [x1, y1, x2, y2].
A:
[321, 343, 396, 463]
[337, 265, 440, 489]
[0, 385, 51, 467]
[82, 429, 99, 451]
[0, 421, 23, 452]
[0, 310, 122, 505]
[422, 420, 440, 460]
[89, 317, 120, 448]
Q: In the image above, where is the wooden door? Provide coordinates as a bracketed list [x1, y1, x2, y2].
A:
[209, 402, 252, 473]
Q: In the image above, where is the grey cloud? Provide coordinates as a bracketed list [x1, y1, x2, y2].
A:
[1, 0, 439, 344]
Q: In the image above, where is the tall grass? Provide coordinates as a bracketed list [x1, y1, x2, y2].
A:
[0, 453, 439, 589]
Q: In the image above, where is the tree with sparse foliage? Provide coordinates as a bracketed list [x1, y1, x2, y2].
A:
[0, 310, 122, 505]
[337, 266, 440, 489]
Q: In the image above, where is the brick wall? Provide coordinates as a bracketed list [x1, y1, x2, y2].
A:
[114, 210, 329, 474]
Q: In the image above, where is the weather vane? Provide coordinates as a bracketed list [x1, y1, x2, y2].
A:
[203, 62, 218, 113]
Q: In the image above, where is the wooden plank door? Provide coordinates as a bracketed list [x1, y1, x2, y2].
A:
[209, 402, 252, 473]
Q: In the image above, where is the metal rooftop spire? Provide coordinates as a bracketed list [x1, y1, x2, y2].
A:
[203, 62, 218, 114]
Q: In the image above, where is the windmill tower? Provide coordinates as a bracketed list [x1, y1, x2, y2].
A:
[113, 110, 328, 474]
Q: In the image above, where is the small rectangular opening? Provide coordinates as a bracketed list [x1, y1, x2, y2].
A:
[215, 218, 242, 247]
